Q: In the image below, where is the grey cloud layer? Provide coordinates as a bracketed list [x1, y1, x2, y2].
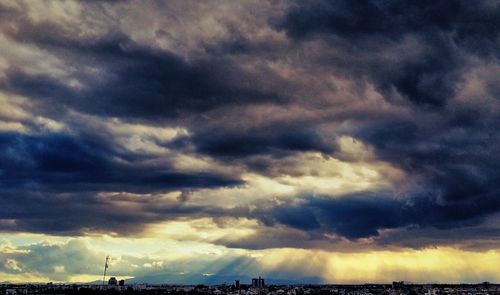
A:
[0, 0, 499, 249]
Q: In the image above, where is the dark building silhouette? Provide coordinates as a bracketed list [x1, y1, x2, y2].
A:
[118, 280, 125, 286]
[251, 277, 264, 288]
[235, 280, 240, 289]
[392, 281, 404, 289]
[108, 277, 117, 285]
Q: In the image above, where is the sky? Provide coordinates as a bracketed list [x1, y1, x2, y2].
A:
[0, 0, 499, 284]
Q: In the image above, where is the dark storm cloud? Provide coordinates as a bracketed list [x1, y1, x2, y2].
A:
[0, 190, 214, 235]
[355, 114, 500, 203]
[279, 0, 499, 108]
[281, 0, 499, 48]
[0, 132, 241, 194]
[252, 192, 500, 240]
[225, 0, 500, 246]
[0, 0, 499, 250]
[0, 46, 281, 120]
[0, 129, 242, 234]
[0, 2, 274, 236]
[375, 226, 500, 250]
[0, 2, 285, 120]
[189, 126, 335, 158]
[261, 109, 500, 242]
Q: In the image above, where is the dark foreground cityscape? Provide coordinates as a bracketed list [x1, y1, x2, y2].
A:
[1, 280, 499, 295]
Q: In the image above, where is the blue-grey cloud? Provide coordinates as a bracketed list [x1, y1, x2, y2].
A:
[279, 0, 499, 107]
[0, 132, 241, 194]
[0, 0, 499, 250]
[0, 130, 241, 235]
[0, 48, 283, 120]
[189, 126, 335, 158]
[257, 193, 500, 240]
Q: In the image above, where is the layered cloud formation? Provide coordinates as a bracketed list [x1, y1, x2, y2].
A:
[0, 0, 499, 283]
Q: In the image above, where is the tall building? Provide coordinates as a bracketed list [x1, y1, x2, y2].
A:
[251, 276, 265, 288]
[252, 278, 258, 288]
[108, 277, 117, 285]
[118, 280, 125, 286]
[259, 277, 265, 288]
[235, 280, 240, 289]
[392, 281, 404, 289]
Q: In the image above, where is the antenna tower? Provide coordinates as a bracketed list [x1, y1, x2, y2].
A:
[102, 255, 110, 286]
